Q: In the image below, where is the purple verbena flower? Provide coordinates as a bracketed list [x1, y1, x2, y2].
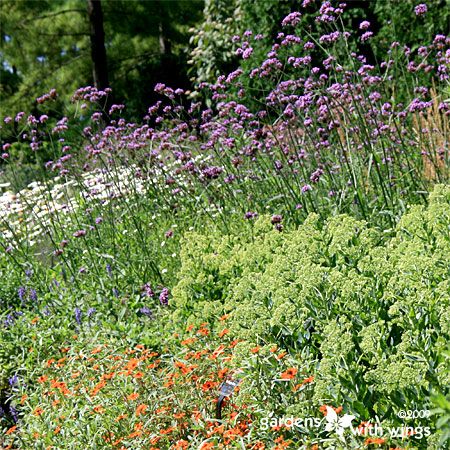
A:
[29, 289, 37, 302]
[140, 306, 153, 318]
[359, 21, 370, 30]
[74, 308, 82, 325]
[271, 214, 282, 224]
[244, 211, 258, 220]
[8, 374, 19, 387]
[18, 286, 26, 302]
[142, 283, 154, 297]
[159, 288, 169, 306]
[414, 3, 427, 16]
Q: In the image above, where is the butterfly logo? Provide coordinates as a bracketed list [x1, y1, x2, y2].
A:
[324, 406, 355, 440]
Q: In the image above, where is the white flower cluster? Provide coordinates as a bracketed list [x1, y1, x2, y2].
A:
[0, 154, 210, 249]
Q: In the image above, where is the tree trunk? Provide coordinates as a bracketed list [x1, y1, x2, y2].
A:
[86, 0, 108, 90]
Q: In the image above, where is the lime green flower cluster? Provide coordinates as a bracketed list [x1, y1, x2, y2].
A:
[171, 185, 450, 444]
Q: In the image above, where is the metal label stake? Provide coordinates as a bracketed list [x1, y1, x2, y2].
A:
[216, 378, 241, 419]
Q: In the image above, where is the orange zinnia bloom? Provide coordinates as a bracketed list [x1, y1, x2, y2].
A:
[218, 328, 229, 337]
[280, 368, 298, 380]
[34, 407, 44, 416]
[320, 404, 343, 415]
[135, 404, 148, 416]
[6, 425, 17, 435]
[365, 437, 386, 445]
[201, 381, 217, 392]
[199, 443, 215, 450]
[38, 375, 48, 383]
[127, 392, 139, 401]
[93, 405, 105, 414]
[250, 346, 260, 353]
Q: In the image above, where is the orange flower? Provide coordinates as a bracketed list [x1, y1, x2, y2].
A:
[125, 358, 139, 371]
[280, 368, 298, 380]
[201, 381, 217, 392]
[218, 368, 228, 379]
[20, 394, 28, 404]
[365, 437, 386, 445]
[320, 405, 343, 415]
[277, 351, 287, 360]
[199, 443, 215, 450]
[173, 440, 189, 449]
[173, 412, 185, 419]
[198, 327, 209, 336]
[54, 426, 61, 435]
[34, 407, 44, 416]
[91, 380, 107, 396]
[91, 346, 103, 354]
[31, 317, 39, 324]
[250, 346, 260, 354]
[218, 328, 229, 338]
[219, 314, 230, 321]
[115, 414, 128, 422]
[38, 375, 48, 383]
[135, 404, 148, 416]
[102, 372, 115, 380]
[6, 425, 17, 435]
[93, 405, 105, 414]
[127, 392, 139, 401]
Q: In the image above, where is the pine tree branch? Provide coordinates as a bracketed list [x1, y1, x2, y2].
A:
[20, 8, 86, 24]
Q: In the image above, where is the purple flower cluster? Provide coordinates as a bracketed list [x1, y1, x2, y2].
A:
[414, 4, 427, 16]
[159, 288, 169, 306]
